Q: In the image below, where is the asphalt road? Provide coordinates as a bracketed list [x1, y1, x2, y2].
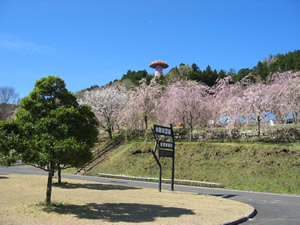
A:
[1, 164, 300, 225]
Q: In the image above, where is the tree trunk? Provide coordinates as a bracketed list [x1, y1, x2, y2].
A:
[188, 122, 193, 141]
[46, 161, 54, 204]
[125, 129, 128, 142]
[188, 113, 193, 142]
[108, 127, 112, 140]
[144, 115, 148, 130]
[257, 115, 261, 139]
[58, 167, 62, 184]
[189, 127, 193, 142]
[293, 112, 298, 124]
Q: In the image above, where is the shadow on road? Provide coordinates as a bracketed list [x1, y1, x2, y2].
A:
[53, 182, 140, 191]
[198, 193, 237, 199]
[43, 202, 195, 223]
[210, 194, 237, 199]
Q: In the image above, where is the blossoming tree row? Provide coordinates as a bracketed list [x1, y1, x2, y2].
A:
[79, 71, 300, 139]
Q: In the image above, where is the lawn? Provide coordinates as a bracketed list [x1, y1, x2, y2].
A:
[0, 173, 253, 225]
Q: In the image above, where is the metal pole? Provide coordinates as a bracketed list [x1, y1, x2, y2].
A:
[171, 124, 175, 191]
[171, 158, 174, 191]
[159, 165, 162, 192]
[152, 152, 162, 192]
[151, 140, 162, 192]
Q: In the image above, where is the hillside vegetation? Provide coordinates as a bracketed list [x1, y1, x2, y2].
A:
[86, 141, 300, 194]
[81, 50, 300, 90]
[75, 49, 300, 144]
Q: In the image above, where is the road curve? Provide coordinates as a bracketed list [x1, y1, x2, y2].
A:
[1, 164, 299, 225]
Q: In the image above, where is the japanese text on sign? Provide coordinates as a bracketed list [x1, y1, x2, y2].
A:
[159, 141, 174, 149]
[154, 125, 172, 136]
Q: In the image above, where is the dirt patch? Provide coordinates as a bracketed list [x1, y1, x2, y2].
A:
[0, 174, 254, 225]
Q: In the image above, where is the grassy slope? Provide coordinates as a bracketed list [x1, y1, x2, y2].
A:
[86, 141, 300, 194]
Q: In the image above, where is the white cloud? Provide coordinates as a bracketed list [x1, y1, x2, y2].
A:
[0, 32, 55, 54]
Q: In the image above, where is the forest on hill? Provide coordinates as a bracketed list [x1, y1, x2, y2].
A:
[100, 49, 300, 88]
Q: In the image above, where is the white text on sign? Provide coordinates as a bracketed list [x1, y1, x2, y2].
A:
[159, 142, 174, 149]
[155, 126, 172, 136]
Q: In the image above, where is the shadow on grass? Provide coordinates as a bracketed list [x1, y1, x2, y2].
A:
[53, 182, 140, 191]
[0, 176, 8, 179]
[43, 203, 195, 223]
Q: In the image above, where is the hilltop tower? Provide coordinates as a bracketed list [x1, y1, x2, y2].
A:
[150, 60, 169, 77]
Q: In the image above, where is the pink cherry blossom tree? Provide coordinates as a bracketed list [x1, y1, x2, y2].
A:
[119, 79, 162, 130]
[157, 80, 211, 141]
[211, 76, 248, 135]
[241, 71, 300, 137]
[212, 76, 273, 138]
[214, 72, 300, 139]
[78, 85, 129, 139]
[270, 71, 300, 124]
[242, 83, 274, 138]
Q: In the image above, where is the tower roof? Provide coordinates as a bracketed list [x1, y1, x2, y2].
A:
[150, 60, 169, 69]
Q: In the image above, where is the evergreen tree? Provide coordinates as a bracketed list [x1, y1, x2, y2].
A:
[0, 76, 99, 204]
[191, 63, 199, 72]
[255, 61, 269, 80]
[218, 69, 227, 79]
[234, 68, 252, 82]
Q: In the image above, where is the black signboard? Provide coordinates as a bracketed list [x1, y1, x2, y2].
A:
[159, 149, 174, 158]
[159, 141, 174, 149]
[151, 124, 175, 192]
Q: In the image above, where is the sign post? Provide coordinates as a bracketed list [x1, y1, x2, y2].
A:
[151, 124, 175, 192]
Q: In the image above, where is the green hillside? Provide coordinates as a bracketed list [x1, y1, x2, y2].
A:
[86, 141, 300, 194]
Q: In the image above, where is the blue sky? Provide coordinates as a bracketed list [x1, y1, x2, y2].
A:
[0, 0, 299, 97]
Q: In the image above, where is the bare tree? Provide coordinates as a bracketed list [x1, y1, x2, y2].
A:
[0, 87, 20, 120]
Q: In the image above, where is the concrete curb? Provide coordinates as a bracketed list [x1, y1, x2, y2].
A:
[223, 208, 257, 225]
[97, 173, 221, 187]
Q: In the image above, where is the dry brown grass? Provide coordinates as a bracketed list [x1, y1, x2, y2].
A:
[0, 174, 253, 225]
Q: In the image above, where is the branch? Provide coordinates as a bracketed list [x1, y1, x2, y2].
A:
[30, 164, 49, 172]
[59, 165, 72, 169]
